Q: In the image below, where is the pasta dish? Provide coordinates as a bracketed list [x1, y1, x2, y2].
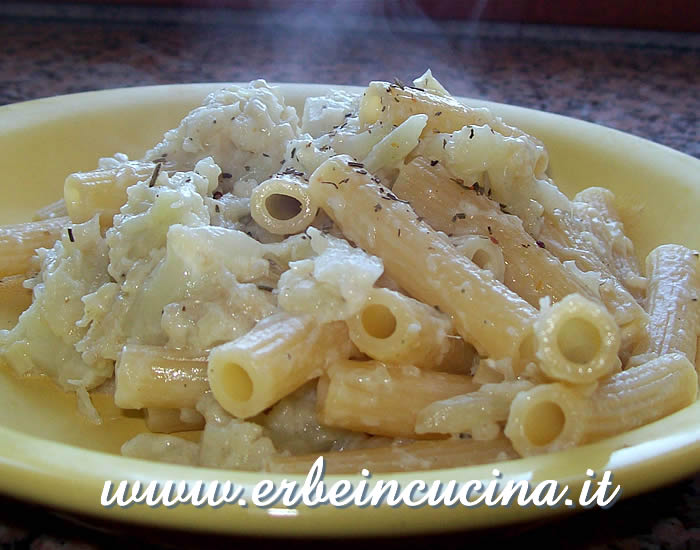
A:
[0, 72, 697, 473]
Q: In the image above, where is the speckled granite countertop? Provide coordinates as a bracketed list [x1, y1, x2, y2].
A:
[0, 3, 699, 549]
[1, 2, 698, 158]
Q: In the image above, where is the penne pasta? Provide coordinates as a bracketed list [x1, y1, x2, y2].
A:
[249, 173, 317, 235]
[504, 382, 589, 456]
[449, 235, 505, 283]
[539, 207, 650, 358]
[641, 245, 699, 362]
[413, 131, 567, 236]
[33, 198, 68, 221]
[208, 313, 353, 419]
[415, 380, 534, 438]
[505, 353, 698, 456]
[583, 353, 697, 442]
[574, 187, 646, 300]
[392, 158, 596, 307]
[266, 437, 518, 474]
[317, 359, 478, 438]
[358, 81, 543, 162]
[308, 155, 537, 360]
[0, 216, 70, 278]
[345, 287, 457, 369]
[114, 345, 209, 410]
[64, 161, 156, 228]
[534, 293, 621, 384]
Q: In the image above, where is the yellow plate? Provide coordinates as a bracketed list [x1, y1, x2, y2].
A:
[0, 84, 698, 537]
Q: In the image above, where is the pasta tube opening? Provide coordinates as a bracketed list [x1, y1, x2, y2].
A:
[525, 401, 565, 446]
[557, 317, 601, 364]
[265, 193, 303, 221]
[218, 362, 255, 402]
[250, 176, 316, 235]
[519, 331, 537, 364]
[346, 288, 454, 368]
[535, 293, 620, 384]
[505, 383, 587, 456]
[208, 314, 352, 418]
[472, 250, 490, 270]
[451, 235, 506, 282]
[361, 303, 397, 339]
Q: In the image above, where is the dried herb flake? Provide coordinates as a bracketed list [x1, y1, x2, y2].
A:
[148, 163, 162, 188]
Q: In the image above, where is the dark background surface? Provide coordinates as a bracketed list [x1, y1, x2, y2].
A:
[17, 0, 700, 31]
[2, 2, 698, 158]
[0, 2, 699, 548]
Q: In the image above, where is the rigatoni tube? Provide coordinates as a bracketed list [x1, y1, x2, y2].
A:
[415, 380, 534, 438]
[506, 353, 698, 457]
[539, 206, 649, 358]
[114, 345, 209, 410]
[0, 216, 70, 278]
[643, 245, 699, 362]
[534, 293, 621, 384]
[358, 81, 538, 145]
[33, 198, 68, 221]
[504, 383, 589, 456]
[308, 154, 537, 360]
[392, 157, 595, 307]
[64, 162, 155, 228]
[208, 313, 352, 419]
[317, 359, 478, 438]
[574, 186, 646, 300]
[583, 353, 697, 443]
[450, 235, 506, 283]
[346, 287, 455, 369]
[249, 173, 317, 235]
